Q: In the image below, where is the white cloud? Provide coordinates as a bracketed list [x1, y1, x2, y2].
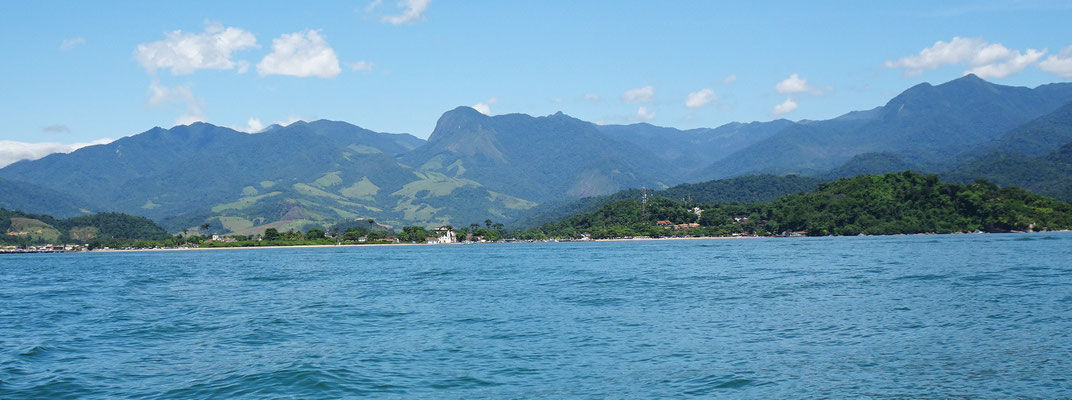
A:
[472, 97, 498, 115]
[967, 48, 1045, 78]
[885, 37, 1044, 78]
[685, 88, 716, 108]
[633, 106, 655, 121]
[0, 138, 113, 168]
[148, 81, 204, 125]
[1040, 45, 1072, 77]
[135, 23, 256, 75]
[257, 30, 342, 78]
[60, 37, 85, 51]
[350, 60, 375, 71]
[365, 0, 383, 12]
[622, 85, 654, 103]
[722, 74, 737, 84]
[775, 74, 811, 95]
[382, 0, 430, 25]
[772, 97, 798, 115]
[244, 117, 265, 133]
[584, 93, 601, 102]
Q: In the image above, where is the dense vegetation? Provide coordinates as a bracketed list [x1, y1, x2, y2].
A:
[515, 174, 824, 228]
[521, 172, 1072, 239]
[1, 209, 169, 247]
[822, 152, 918, 179]
[943, 143, 1072, 202]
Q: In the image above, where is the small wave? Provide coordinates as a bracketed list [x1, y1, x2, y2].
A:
[894, 274, 948, 281]
[158, 366, 403, 398]
[428, 375, 500, 389]
[17, 345, 49, 358]
[680, 374, 757, 395]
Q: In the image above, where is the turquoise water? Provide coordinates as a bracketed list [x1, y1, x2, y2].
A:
[2, 234, 1071, 398]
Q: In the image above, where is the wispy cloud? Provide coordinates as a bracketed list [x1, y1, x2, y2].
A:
[148, 81, 203, 125]
[382, 0, 431, 25]
[685, 88, 716, 108]
[0, 138, 113, 168]
[41, 124, 71, 134]
[622, 85, 654, 103]
[60, 37, 85, 51]
[350, 60, 375, 72]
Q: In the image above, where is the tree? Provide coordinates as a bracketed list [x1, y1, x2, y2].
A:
[263, 228, 281, 241]
[200, 223, 211, 232]
[399, 226, 430, 242]
[305, 228, 325, 240]
[485, 219, 492, 229]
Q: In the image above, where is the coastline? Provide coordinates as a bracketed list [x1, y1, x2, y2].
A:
[11, 230, 1071, 254]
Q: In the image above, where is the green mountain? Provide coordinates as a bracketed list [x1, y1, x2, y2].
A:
[402, 107, 675, 201]
[0, 176, 96, 217]
[0, 120, 535, 233]
[967, 100, 1072, 158]
[943, 142, 1072, 202]
[695, 75, 1072, 179]
[524, 171, 1072, 239]
[4, 76, 1072, 234]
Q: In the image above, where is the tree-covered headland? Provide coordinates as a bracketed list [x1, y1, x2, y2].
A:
[520, 172, 1072, 239]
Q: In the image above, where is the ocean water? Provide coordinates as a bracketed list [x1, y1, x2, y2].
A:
[1, 234, 1071, 398]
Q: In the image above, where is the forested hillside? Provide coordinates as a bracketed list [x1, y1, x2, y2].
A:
[522, 172, 1072, 239]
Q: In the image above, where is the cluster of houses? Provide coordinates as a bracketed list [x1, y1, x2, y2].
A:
[0, 243, 89, 253]
[656, 220, 702, 230]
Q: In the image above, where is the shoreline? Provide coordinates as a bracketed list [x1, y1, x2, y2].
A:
[7, 230, 1070, 254]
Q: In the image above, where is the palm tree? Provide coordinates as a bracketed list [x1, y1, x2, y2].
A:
[485, 219, 492, 229]
[367, 219, 375, 230]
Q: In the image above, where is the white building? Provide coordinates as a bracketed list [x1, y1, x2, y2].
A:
[431, 227, 456, 244]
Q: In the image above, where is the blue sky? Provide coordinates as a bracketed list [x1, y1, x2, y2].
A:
[2, 0, 1072, 165]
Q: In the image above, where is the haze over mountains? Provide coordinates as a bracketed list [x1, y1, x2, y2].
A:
[3, 74, 1072, 234]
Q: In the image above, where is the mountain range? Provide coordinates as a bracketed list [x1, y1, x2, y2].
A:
[3, 74, 1072, 234]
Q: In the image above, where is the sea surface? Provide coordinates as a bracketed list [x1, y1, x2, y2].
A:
[1, 234, 1071, 398]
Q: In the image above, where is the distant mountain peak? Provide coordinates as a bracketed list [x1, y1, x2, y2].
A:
[955, 73, 986, 83]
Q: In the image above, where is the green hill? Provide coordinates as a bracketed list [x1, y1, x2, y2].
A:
[1, 209, 169, 245]
[943, 143, 1072, 202]
[822, 152, 918, 179]
[523, 171, 1072, 238]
